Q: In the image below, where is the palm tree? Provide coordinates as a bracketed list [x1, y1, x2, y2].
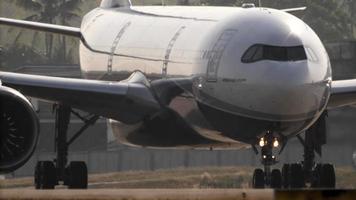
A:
[10, 0, 82, 64]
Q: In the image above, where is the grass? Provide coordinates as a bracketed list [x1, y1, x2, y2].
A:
[0, 166, 355, 189]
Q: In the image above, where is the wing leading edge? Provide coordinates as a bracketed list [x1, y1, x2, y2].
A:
[281, 7, 307, 13]
[0, 72, 160, 124]
[0, 17, 81, 38]
[329, 79, 356, 109]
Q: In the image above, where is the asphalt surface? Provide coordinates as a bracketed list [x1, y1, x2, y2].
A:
[1, 189, 356, 200]
[0, 189, 273, 200]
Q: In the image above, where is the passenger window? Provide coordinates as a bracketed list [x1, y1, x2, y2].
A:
[241, 44, 307, 63]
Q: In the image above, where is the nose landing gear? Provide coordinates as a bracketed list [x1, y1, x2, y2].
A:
[252, 131, 282, 188]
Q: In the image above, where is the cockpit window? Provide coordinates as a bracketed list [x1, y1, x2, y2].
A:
[241, 44, 307, 63]
[100, 0, 131, 8]
[305, 47, 318, 62]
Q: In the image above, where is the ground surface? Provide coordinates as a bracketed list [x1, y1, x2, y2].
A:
[1, 166, 355, 189]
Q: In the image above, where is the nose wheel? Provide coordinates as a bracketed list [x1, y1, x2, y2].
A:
[252, 168, 265, 188]
[252, 115, 336, 189]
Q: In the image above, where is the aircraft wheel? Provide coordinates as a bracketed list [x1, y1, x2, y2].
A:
[320, 164, 336, 188]
[312, 163, 335, 188]
[282, 164, 290, 189]
[271, 169, 282, 189]
[66, 161, 88, 189]
[34, 161, 43, 189]
[252, 168, 265, 188]
[311, 164, 322, 188]
[289, 163, 305, 188]
[34, 161, 56, 189]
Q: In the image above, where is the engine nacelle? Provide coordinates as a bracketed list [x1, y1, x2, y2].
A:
[0, 86, 39, 174]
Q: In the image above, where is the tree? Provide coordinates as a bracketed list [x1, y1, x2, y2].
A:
[303, 0, 355, 41]
[341, 0, 356, 38]
[177, 0, 190, 5]
[0, 44, 47, 69]
[9, 0, 82, 64]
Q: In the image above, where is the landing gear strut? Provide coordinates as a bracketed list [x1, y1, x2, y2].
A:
[34, 105, 99, 189]
[252, 113, 336, 189]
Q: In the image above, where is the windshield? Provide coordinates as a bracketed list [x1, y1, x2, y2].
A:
[242, 44, 307, 63]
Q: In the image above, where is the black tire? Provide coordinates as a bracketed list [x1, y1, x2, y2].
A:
[271, 169, 282, 189]
[67, 161, 88, 189]
[289, 163, 305, 188]
[320, 164, 336, 188]
[34, 161, 43, 189]
[311, 163, 322, 188]
[282, 164, 290, 189]
[252, 168, 265, 189]
[35, 161, 56, 189]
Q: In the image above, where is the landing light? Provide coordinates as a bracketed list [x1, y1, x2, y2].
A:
[259, 138, 265, 147]
[273, 139, 279, 148]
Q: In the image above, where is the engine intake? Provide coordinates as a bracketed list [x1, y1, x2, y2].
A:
[0, 86, 39, 173]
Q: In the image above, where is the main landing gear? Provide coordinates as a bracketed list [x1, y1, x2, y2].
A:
[252, 113, 336, 189]
[35, 105, 99, 189]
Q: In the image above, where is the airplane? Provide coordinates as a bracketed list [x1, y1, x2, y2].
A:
[0, 0, 355, 189]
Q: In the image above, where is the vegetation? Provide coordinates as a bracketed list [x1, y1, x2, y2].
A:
[11, 0, 83, 64]
[0, 0, 88, 68]
[0, 44, 48, 70]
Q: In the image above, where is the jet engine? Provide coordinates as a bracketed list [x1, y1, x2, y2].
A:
[0, 85, 39, 173]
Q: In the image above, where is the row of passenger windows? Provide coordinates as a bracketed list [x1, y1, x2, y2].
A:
[241, 44, 317, 63]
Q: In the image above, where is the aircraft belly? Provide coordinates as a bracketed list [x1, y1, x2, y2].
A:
[107, 96, 251, 149]
[106, 94, 311, 148]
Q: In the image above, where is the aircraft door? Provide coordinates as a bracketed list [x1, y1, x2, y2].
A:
[207, 30, 237, 82]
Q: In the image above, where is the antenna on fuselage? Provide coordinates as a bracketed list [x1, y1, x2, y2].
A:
[161, 0, 165, 5]
[259, 0, 262, 7]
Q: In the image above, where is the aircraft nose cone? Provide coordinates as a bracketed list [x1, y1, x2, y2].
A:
[196, 62, 330, 122]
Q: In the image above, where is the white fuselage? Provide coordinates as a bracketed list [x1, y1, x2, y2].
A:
[78, 6, 332, 144]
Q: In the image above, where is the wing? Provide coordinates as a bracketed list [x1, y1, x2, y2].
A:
[0, 71, 249, 149]
[0, 71, 160, 124]
[0, 17, 81, 38]
[328, 79, 356, 109]
[281, 7, 307, 13]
